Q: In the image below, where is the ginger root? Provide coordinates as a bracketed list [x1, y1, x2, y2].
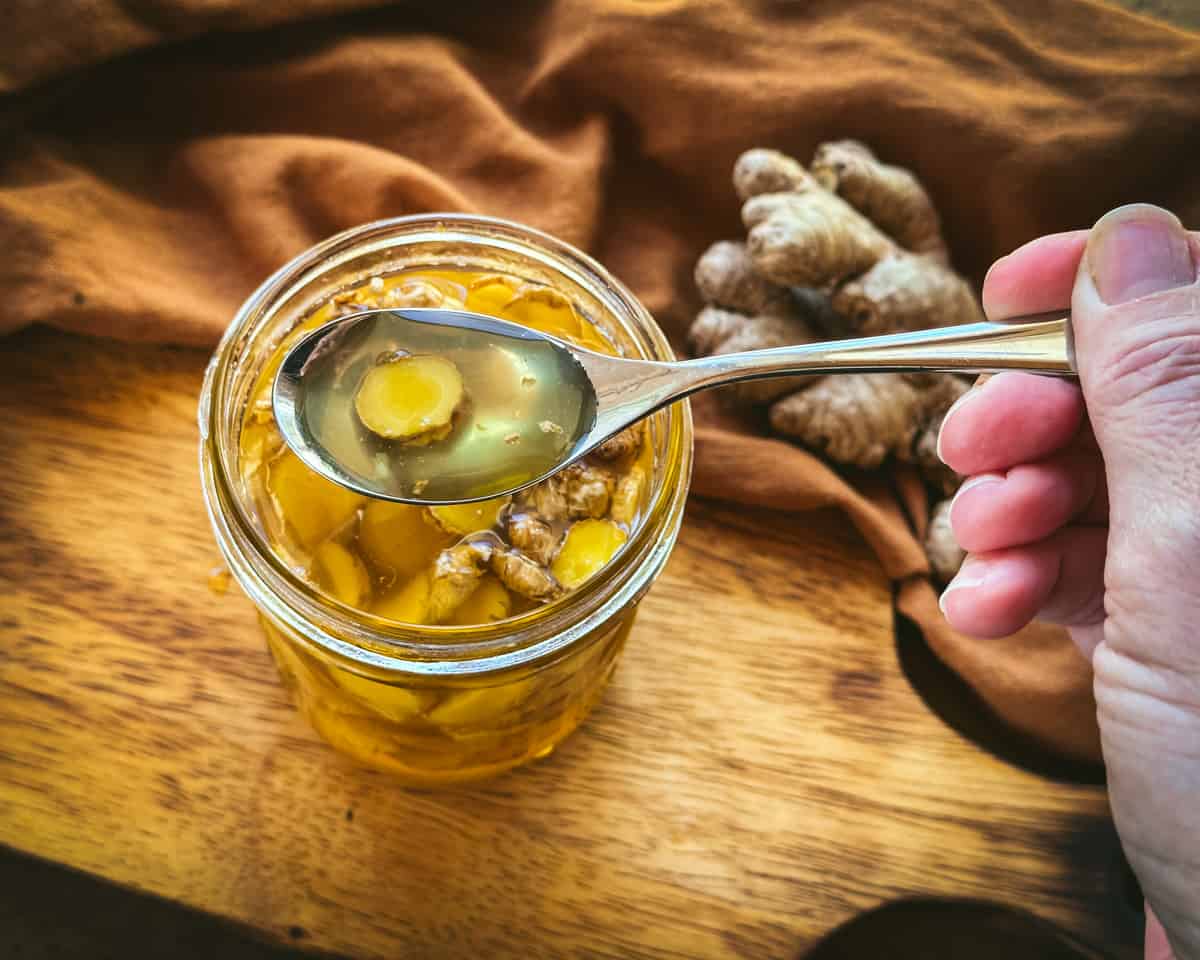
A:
[810, 140, 948, 260]
[551, 519, 628, 590]
[925, 499, 966, 586]
[690, 140, 978, 581]
[525, 462, 614, 523]
[428, 538, 494, 623]
[690, 241, 834, 405]
[593, 424, 643, 463]
[506, 511, 560, 566]
[491, 546, 563, 602]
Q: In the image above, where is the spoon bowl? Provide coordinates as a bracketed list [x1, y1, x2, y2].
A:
[274, 307, 1074, 505]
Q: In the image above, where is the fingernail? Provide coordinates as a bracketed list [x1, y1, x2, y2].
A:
[935, 385, 986, 463]
[938, 557, 991, 616]
[1088, 204, 1196, 305]
[949, 472, 1005, 512]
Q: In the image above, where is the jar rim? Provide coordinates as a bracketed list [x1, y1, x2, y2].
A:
[199, 213, 693, 676]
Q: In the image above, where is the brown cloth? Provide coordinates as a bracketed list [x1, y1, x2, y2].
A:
[5, 0, 1200, 763]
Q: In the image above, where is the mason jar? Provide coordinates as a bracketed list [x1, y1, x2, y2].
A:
[198, 214, 693, 784]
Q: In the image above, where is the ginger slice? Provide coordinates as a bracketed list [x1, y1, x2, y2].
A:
[500, 286, 584, 341]
[465, 274, 520, 317]
[312, 541, 372, 608]
[427, 495, 511, 536]
[372, 571, 433, 624]
[266, 450, 363, 549]
[447, 575, 513, 626]
[333, 669, 434, 723]
[354, 352, 465, 443]
[609, 464, 647, 528]
[426, 677, 535, 729]
[551, 519, 628, 589]
[357, 500, 452, 578]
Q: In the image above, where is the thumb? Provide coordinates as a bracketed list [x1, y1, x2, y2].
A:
[1070, 204, 1200, 959]
[1073, 205, 1200, 628]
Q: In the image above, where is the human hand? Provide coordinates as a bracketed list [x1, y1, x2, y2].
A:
[937, 204, 1200, 960]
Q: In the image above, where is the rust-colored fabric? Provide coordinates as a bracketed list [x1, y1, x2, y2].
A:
[4, 0, 1199, 763]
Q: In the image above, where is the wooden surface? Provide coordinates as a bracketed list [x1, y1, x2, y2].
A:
[0, 327, 1138, 959]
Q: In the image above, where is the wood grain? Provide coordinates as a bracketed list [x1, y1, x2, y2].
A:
[0, 327, 1137, 959]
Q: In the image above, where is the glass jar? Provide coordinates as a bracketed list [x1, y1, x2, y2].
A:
[198, 214, 693, 784]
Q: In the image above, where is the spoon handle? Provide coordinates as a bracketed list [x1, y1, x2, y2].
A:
[673, 312, 1074, 395]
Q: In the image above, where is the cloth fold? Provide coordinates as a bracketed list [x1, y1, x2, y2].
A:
[5, 0, 1199, 763]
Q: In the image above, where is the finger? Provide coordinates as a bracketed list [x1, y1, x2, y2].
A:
[983, 231, 1088, 319]
[949, 448, 1108, 553]
[1144, 904, 1176, 960]
[939, 526, 1107, 639]
[938, 372, 1086, 475]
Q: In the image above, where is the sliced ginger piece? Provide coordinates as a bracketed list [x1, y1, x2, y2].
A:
[427, 676, 536, 729]
[312, 541, 372, 608]
[500, 286, 583, 341]
[372, 571, 432, 624]
[447, 574, 512, 626]
[551, 519, 628, 589]
[266, 450, 363, 549]
[239, 421, 282, 477]
[354, 353, 464, 443]
[465, 274, 520, 317]
[427, 496, 510, 536]
[358, 500, 452, 578]
[609, 464, 647, 527]
[332, 668, 434, 723]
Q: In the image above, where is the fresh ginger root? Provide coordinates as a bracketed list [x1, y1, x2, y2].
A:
[925, 499, 966, 586]
[810, 140, 949, 261]
[354, 352, 464, 443]
[690, 141, 976, 580]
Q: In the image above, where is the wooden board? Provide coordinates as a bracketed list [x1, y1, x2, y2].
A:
[0, 327, 1138, 959]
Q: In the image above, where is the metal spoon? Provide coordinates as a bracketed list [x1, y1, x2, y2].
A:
[273, 307, 1073, 505]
